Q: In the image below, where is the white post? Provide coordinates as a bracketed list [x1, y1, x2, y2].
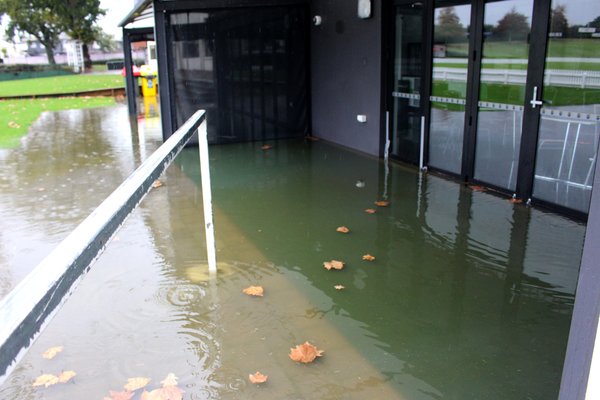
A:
[198, 120, 217, 273]
[419, 115, 425, 170]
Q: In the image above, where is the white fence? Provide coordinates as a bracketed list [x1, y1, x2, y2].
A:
[433, 67, 600, 89]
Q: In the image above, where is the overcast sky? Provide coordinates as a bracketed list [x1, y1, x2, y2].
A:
[98, 0, 135, 39]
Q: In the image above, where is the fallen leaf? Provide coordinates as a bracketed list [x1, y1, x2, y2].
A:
[323, 260, 345, 270]
[32, 374, 59, 387]
[249, 371, 268, 384]
[8, 121, 21, 129]
[469, 185, 486, 192]
[141, 386, 184, 400]
[242, 286, 264, 297]
[124, 377, 150, 392]
[104, 391, 134, 400]
[362, 254, 376, 261]
[160, 373, 178, 387]
[305, 136, 319, 141]
[336, 226, 350, 233]
[364, 208, 376, 214]
[58, 370, 76, 383]
[289, 342, 324, 363]
[261, 144, 272, 150]
[152, 180, 163, 188]
[334, 285, 345, 290]
[509, 197, 523, 204]
[42, 346, 63, 359]
[374, 200, 390, 207]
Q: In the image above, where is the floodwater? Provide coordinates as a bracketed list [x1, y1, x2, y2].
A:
[0, 104, 586, 399]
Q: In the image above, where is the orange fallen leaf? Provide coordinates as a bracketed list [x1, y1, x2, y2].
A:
[469, 185, 486, 192]
[509, 197, 523, 204]
[42, 346, 63, 359]
[289, 342, 324, 363]
[33, 374, 59, 387]
[249, 371, 268, 384]
[124, 377, 150, 392]
[58, 370, 76, 383]
[362, 254, 375, 261]
[261, 144, 272, 150]
[334, 285, 345, 290]
[242, 286, 264, 297]
[104, 391, 134, 400]
[364, 208, 376, 214]
[160, 373, 178, 387]
[152, 180, 163, 188]
[141, 386, 184, 400]
[374, 200, 390, 207]
[336, 226, 350, 233]
[323, 260, 345, 270]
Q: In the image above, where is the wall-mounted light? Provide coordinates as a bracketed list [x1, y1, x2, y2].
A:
[313, 15, 322, 26]
[358, 0, 371, 19]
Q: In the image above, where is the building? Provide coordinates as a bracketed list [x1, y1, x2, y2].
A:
[119, 1, 600, 399]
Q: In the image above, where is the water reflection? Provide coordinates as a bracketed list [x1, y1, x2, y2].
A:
[0, 108, 585, 399]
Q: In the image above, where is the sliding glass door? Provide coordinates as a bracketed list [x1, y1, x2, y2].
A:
[428, 1, 471, 174]
[531, 0, 600, 212]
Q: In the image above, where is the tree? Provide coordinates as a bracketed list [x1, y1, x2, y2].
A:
[589, 15, 600, 29]
[0, 0, 63, 64]
[493, 8, 530, 41]
[435, 7, 466, 43]
[550, 5, 569, 36]
[55, 0, 105, 70]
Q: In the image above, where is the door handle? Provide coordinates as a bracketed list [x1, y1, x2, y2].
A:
[530, 86, 543, 109]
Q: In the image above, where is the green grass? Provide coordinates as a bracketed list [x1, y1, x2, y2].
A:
[0, 74, 124, 97]
[434, 62, 600, 71]
[432, 80, 600, 108]
[0, 97, 116, 148]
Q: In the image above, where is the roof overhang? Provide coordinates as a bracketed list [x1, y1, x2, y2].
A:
[118, 0, 154, 28]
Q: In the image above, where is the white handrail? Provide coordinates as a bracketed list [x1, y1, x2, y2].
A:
[0, 109, 212, 380]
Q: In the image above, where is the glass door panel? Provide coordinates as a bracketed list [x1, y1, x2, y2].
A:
[473, 0, 534, 190]
[429, 1, 471, 174]
[391, 2, 424, 164]
[532, 0, 600, 212]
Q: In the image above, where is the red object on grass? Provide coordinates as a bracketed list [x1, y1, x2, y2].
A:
[121, 65, 141, 77]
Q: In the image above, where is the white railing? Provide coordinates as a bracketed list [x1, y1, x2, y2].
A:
[433, 67, 600, 89]
[0, 110, 216, 381]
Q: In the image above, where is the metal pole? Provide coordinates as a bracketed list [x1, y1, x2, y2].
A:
[419, 115, 425, 170]
[198, 121, 217, 273]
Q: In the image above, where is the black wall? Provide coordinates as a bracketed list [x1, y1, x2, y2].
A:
[310, 0, 383, 156]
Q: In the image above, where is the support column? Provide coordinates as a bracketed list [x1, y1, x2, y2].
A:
[558, 157, 600, 399]
[122, 28, 137, 117]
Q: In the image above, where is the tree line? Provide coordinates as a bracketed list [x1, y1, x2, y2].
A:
[0, 0, 111, 68]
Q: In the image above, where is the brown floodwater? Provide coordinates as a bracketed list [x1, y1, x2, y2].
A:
[0, 104, 586, 399]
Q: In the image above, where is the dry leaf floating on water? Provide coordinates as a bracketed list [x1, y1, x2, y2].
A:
[323, 260, 345, 270]
[42, 346, 63, 359]
[261, 144, 273, 150]
[364, 208, 376, 214]
[160, 373, 178, 387]
[374, 200, 390, 207]
[362, 254, 376, 262]
[249, 371, 269, 384]
[32, 374, 59, 388]
[124, 377, 151, 392]
[152, 180, 163, 188]
[336, 226, 350, 233]
[289, 342, 324, 363]
[509, 197, 523, 204]
[141, 386, 184, 400]
[334, 285, 345, 290]
[243, 286, 264, 297]
[104, 391, 134, 400]
[57, 370, 76, 383]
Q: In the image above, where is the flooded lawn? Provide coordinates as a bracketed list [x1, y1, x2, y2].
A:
[0, 105, 586, 399]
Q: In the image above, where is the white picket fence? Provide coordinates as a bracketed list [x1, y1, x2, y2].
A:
[433, 67, 600, 89]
